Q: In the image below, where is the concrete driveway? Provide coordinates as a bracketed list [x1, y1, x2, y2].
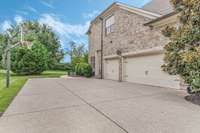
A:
[1, 77, 200, 133]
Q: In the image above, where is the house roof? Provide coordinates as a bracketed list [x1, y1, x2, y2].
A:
[87, 2, 161, 34]
[143, 0, 174, 15]
[96, 2, 161, 21]
[144, 11, 179, 26]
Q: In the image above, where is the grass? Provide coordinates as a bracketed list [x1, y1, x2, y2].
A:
[0, 70, 67, 114]
[31, 70, 68, 78]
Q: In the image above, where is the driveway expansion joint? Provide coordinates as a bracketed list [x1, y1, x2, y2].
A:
[56, 81, 130, 133]
[90, 92, 165, 105]
[2, 104, 87, 118]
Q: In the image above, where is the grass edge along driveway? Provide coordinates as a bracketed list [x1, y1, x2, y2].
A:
[0, 70, 67, 115]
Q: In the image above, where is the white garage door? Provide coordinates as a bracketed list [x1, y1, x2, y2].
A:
[123, 54, 180, 89]
[104, 59, 119, 81]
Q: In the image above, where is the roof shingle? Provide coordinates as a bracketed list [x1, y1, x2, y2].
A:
[143, 0, 174, 15]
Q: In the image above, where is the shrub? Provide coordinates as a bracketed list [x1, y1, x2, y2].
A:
[69, 51, 92, 77]
[82, 64, 93, 77]
[11, 41, 48, 75]
[74, 63, 93, 77]
[180, 47, 200, 92]
[51, 63, 71, 71]
[83, 53, 89, 63]
[74, 63, 82, 75]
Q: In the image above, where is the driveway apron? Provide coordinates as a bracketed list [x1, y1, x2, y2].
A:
[0, 77, 200, 133]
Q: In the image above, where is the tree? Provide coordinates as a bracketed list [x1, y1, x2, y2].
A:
[11, 40, 48, 75]
[7, 21, 64, 69]
[0, 34, 7, 68]
[66, 41, 85, 62]
[65, 42, 92, 77]
[36, 23, 64, 69]
[162, 0, 200, 93]
[0, 44, 3, 68]
[0, 35, 3, 67]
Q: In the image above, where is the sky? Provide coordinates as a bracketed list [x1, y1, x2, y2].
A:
[0, 0, 151, 62]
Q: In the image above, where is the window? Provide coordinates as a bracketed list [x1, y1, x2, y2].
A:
[105, 15, 115, 35]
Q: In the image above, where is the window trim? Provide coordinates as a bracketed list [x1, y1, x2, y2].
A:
[105, 15, 115, 35]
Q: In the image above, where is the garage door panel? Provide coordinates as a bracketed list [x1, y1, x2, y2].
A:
[123, 54, 180, 89]
[104, 59, 119, 81]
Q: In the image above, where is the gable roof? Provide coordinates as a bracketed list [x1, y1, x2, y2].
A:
[143, 0, 174, 15]
[87, 2, 161, 34]
[94, 2, 161, 22]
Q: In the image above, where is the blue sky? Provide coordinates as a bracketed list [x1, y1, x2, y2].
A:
[0, 0, 151, 62]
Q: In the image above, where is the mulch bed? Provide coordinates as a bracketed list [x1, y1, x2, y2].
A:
[185, 94, 200, 106]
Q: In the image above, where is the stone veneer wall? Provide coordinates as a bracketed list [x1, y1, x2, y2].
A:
[103, 8, 170, 56]
[88, 7, 171, 78]
[88, 21, 101, 65]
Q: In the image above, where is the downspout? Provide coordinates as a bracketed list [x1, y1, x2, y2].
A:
[100, 17, 103, 79]
[116, 50, 122, 82]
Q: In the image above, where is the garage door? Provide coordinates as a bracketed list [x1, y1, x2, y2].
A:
[104, 59, 119, 81]
[123, 54, 180, 89]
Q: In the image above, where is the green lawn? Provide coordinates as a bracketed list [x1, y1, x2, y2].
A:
[0, 70, 67, 114]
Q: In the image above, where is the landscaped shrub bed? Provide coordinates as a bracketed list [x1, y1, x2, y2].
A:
[75, 63, 93, 77]
[67, 55, 93, 78]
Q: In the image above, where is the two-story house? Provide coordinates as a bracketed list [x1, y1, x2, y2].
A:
[87, 0, 180, 89]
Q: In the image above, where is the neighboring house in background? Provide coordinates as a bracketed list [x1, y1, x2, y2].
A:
[87, 0, 180, 89]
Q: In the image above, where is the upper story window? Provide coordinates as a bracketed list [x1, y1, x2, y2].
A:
[105, 15, 115, 35]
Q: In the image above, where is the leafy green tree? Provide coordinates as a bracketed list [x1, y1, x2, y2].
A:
[36, 24, 64, 69]
[162, 0, 200, 93]
[0, 35, 3, 66]
[0, 45, 3, 68]
[0, 34, 7, 68]
[11, 40, 48, 75]
[7, 21, 64, 69]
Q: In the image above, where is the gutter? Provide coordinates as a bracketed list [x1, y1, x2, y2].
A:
[100, 17, 104, 79]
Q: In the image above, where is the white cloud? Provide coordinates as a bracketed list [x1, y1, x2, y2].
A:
[0, 15, 23, 32]
[38, 13, 90, 44]
[28, 6, 38, 13]
[16, 10, 28, 16]
[40, 0, 54, 8]
[15, 15, 24, 24]
[0, 15, 24, 32]
[0, 20, 11, 32]
[83, 10, 100, 19]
